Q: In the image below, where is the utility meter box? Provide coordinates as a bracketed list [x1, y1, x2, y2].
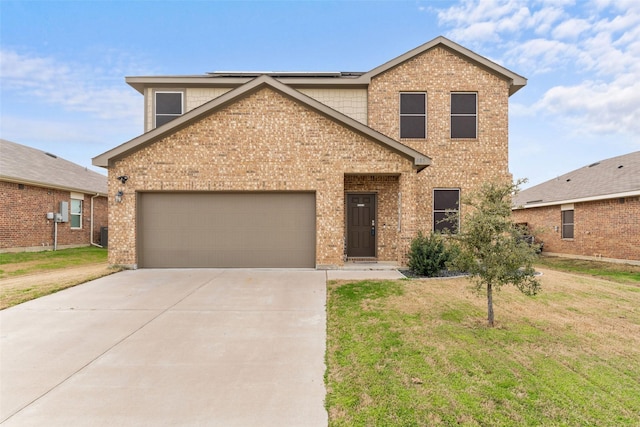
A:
[59, 201, 69, 223]
[46, 212, 54, 220]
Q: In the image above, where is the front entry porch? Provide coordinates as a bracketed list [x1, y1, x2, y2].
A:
[344, 174, 400, 263]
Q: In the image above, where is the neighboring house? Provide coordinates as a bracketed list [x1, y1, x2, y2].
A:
[93, 36, 527, 269]
[512, 151, 640, 264]
[0, 139, 108, 251]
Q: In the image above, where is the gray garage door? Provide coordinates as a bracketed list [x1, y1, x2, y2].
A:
[138, 192, 316, 268]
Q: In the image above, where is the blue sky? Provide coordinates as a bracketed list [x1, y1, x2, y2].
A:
[1, 0, 638, 188]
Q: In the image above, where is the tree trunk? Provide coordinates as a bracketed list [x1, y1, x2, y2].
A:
[487, 282, 494, 327]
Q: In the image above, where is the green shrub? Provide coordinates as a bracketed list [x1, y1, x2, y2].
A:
[408, 232, 453, 277]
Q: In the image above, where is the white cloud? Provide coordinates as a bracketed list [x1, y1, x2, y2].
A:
[552, 18, 591, 39]
[0, 49, 142, 122]
[534, 78, 640, 136]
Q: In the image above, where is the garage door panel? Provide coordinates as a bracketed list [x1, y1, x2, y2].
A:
[139, 193, 316, 268]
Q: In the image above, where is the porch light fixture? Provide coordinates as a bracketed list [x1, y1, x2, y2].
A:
[115, 191, 124, 203]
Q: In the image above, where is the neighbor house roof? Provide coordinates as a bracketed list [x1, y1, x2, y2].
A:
[1, 139, 107, 195]
[125, 36, 526, 96]
[93, 75, 432, 171]
[513, 151, 640, 209]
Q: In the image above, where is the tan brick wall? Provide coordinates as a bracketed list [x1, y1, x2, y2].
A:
[0, 181, 108, 250]
[108, 87, 417, 267]
[368, 46, 512, 237]
[512, 197, 640, 262]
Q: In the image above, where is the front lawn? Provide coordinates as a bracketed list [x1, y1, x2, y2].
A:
[326, 269, 640, 426]
[0, 246, 108, 278]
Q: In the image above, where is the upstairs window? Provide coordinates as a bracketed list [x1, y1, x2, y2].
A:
[155, 91, 183, 127]
[451, 93, 477, 139]
[400, 93, 426, 139]
[433, 189, 460, 233]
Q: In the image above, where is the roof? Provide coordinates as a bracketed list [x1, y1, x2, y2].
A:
[1, 139, 108, 195]
[513, 151, 640, 208]
[93, 75, 432, 171]
[125, 36, 526, 96]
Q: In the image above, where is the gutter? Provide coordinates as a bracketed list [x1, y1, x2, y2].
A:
[513, 189, 640, 210]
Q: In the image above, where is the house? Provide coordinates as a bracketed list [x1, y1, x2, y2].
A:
[0, 139, 108, 252]
[512, 151, 640, 264]
[93, 36, 526, 269]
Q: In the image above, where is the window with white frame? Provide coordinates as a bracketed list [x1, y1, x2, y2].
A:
[433, 189, 460, 233]
[70, 194, 83, 229]
[155, 91, 184, 127]
[451, 93, 477, 139]
[400, 93, 426, 139]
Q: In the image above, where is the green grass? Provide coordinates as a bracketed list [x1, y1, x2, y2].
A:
[0, 246, 108, 278]
[326, 275, 640, 426]
[535, 256, 640, 284]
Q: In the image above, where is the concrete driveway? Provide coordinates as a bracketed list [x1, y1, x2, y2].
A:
[0, 269, 328, 426]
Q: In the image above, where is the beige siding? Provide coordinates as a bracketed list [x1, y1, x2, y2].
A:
[297, 88, 367, 124]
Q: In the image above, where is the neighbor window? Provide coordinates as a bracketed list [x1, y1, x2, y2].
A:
[155, 91, 183, 127]
[451, 93, 477, 138]
[433, 189, 460, 233]
[561, 209, 574, 239]
[70, 198, 83, 229]
[400, 93, 426, 139]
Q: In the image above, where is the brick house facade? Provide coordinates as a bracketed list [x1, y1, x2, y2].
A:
[512, 151, 640, 264]
[1, 139, 108, 252]
[94, 36, 526, 269]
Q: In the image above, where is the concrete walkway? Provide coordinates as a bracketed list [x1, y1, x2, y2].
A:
[0, 269, 328, 426]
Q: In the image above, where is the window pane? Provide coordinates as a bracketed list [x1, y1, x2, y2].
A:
[451, 116, 477, 138]
[156, 92, 182, 115]
[434, 189, 459, 211]
[400, 93, 425, 114]
[562, 210, 574, 223]
[156, 114, 179, 127]
[434, 212, 457, 233]
[400, 116, 426, 138]
[562, 225, 574, 239]
[71, 199, 82, 214]
[451, 93, 476, 114]
[71, 215, 81, 228]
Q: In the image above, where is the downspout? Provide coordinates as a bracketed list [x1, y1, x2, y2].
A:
[90, 194, 103, 248]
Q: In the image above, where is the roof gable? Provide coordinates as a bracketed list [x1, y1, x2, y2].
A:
[361, 36, 527, 96]
[93, 75, 431, 170]
[1, 139, 107, 195]
[513, 151, 640, 208]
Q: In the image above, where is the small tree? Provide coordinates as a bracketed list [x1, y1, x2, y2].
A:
[448, 179, 541, 327]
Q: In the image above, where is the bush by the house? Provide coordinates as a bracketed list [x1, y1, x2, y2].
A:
[407, 232, 456, 277]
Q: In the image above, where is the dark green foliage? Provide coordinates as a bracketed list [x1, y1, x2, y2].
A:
[448, 179, 541, 326]
[408, 232, 453, 277]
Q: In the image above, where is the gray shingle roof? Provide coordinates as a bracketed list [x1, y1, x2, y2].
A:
[0, 139, 107, 195]
[513, 151, 640, 208]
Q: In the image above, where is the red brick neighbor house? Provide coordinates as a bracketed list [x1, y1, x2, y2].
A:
[512, 151, 640, 264]
[0, 139, 108, 252]
[93, 36, 527, 269]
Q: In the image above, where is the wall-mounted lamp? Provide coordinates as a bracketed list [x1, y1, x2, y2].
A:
[115, 190, 124, 203]
[117, 175, 129, 184]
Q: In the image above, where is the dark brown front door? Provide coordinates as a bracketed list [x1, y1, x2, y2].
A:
[347, 194, 376, 258]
